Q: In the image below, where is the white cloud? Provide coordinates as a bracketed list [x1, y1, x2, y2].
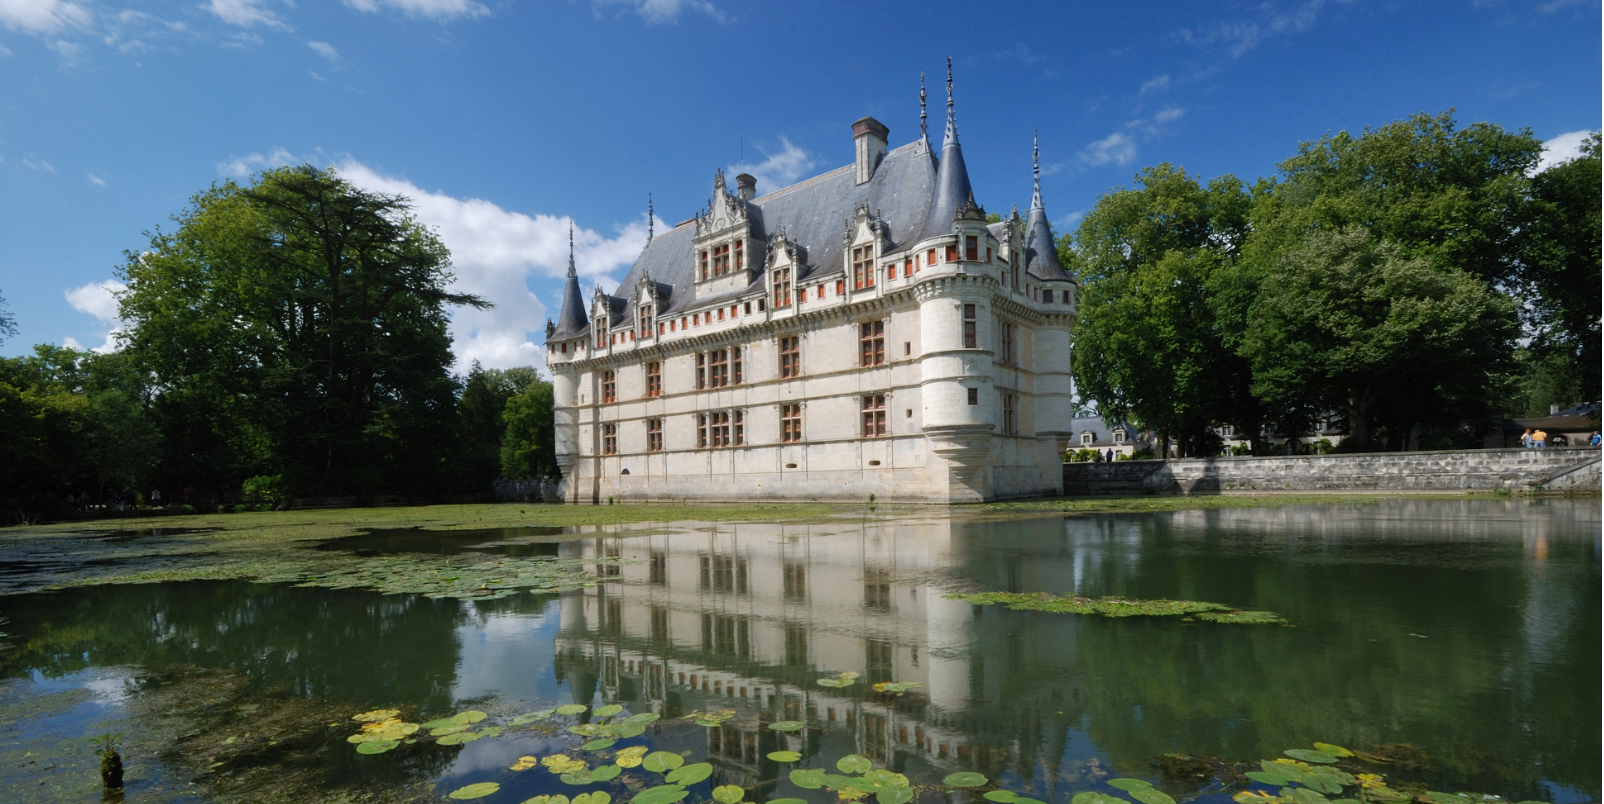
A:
[206, 0, 287, 29]
[86, 172, 106, 186]
[1176, 0, 1334, 59]
[0, 0, 91, 34]
[1536, 130, 1593, 172]
[336, 159, 650, 370]
[1079, 132, 1137, 167]
[592, 0, 725, 25]
[729, 137, 815, 195]
[218, 147, 300, 177]
[344, 0, 489, 18]
[64, 279, 128, 353]
[307, 40, 338, 60]
[22, 157, 55, 172]
[1152, 107, 1184, 124]
[308, 69, 329, 83]
[1139, 75, 1170, 94]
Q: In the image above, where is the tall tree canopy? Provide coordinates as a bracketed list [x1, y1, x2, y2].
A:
[1517, 133, 1601, 401]
[119, 165, 488, 495]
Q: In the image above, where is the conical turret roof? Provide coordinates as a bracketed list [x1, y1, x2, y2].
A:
[1025, 130, 1072, 281]
[925, 58, 974, 237]
[550, 224, 590, 340]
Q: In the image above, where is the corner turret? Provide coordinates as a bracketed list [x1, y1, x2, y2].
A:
[1024, 130, 1071, 281]
[551, 224, 590, 340]
[925, 57, 975, 238]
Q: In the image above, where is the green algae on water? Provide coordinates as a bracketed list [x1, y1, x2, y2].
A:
[946, 591, 1290, 625]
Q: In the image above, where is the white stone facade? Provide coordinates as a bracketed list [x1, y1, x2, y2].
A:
[546, 102, 1077, 503]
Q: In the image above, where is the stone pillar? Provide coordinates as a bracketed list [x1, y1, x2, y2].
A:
[552, 369, 581, 504]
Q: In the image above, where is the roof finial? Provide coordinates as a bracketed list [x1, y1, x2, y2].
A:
[944, 56, 958, 147]
[647, 193, 654, 242]
[567, 222, 576, 278]
[1031, 128, 1045, 211]
[919, 72, 928, 141]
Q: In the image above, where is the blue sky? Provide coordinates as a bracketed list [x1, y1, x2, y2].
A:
[2, 0, 1598, 369]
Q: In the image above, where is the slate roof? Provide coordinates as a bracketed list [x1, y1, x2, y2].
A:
[550, 250, 589, 340]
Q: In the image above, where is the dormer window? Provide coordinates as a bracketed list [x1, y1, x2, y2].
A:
[699, 250, 709, 281]
[773, 264, 792, 307]
[595, 315, 609, 350]
[712, 244, 731, 277]
[1081, 432, 1093, 446]
[1113, 429, 1126, 444]
[638, 302, 654, 338]
[852, 245, 875, 289]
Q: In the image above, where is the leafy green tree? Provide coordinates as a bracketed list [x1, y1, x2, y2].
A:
[1517, 132, 1601, 403]
[1068, 164, 1258, 455]
[118, 165, 487, 496]
[500, 378, 555, 479]
[0, 289, 16, 344]
[458, 362, 541, 488]
[1242, 227, 1517, 449]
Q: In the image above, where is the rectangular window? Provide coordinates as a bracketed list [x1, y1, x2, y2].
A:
[965, 236, 978, 261]
[773, 265, 792, 307]
[926, 248, 936, 266]
[638, 302, 653, 337]
[733, 348, 743, 385]
[647, 418, 663, 452]
[700, 250, 709, 281]
[708, 349, 729, 388]
[779, 336, 800, 378]
[698, 413, 708, 448]
[886, 264, 896, 283]
[1012, 254, 1020, 290]
[1000, 322, 1015, 366]
[836, 279, 845, 295]
[733, 410, 744, 446]
[862, 395, 887, 438]
[967, 387, 979, 406]
[963, 304, 977, 349]
[645, 361, 661, 398]
[945, 244, 958, 262]
[602, 370, 617, 403]
[1042, 289, 1053, 303]
[696, 352, 706, 390]
[733, 240, 743, 272]
[860, 320, 885, 367]
[709, 410, 731, 447]
[603, 423, 617, 455]
[712, 243, 731, 276]
[852, 245, 875, 289]
[1002, 393, 1017, 435]
[904, 258, 914, 277]
[817, 286, 825, 300]
[781, 404, 802, 443]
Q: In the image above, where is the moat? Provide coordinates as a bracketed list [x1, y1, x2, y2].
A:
[0, 498, 1597, 803]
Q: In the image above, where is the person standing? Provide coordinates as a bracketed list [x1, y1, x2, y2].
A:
[1590, 431, 1601, 447]
[1533, 429, 1548, 449]
[1521, 428, 1534, 448]
[150, 489, 162, 508]
[1106, 448, 1114, 462]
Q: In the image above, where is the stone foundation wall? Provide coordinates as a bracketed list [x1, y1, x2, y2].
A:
[1064, 446, 1601, 495]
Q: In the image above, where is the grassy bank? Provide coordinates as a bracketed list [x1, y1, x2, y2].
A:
[0, 494, 1460, 597]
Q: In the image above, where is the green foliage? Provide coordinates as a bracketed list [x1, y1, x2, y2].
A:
[458, 363, 542, 488]
[118, 164, 488, 497]
[947, 591, 1288, 624]
[0, 289, 16, 345]
[1516, 132, 1602, 402]
[501, 377, 556, 478]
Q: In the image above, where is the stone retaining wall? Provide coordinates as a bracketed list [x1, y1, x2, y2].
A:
[1063, 446, 1601, 495]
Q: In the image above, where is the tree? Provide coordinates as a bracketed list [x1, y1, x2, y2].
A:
[1518, 132, 1601, 403]
[1241, 227, 1518, 449]
[119, 165, 488, 496]
[500, 378, 555, 479]
[1067, 164, 1259, 455]
[458, 362, 541, 489]
[0, 289, 16, 345]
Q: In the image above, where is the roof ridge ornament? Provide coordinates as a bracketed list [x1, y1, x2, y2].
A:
[919, 72, 928, 142]
[1031, 128, 1044, 211]
[567, 222, 576, 278]
[944, 56, 958, 148]
[647, 193, 654, 242]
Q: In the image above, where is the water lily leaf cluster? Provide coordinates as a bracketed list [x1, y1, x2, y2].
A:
[683, 709, 735, 727]
[816, 671, 861, 688]
[279, 553, 615, 601]
[871, 681, 922, 695]
[1227, 743, 1548, 804]
[946, 592, 1289, 625]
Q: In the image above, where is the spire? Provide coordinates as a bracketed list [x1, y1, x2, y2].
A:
[1031, 128, 1043, 211]
[925, 56, 975, 236]
[647, 194, 654, 242]
[943, 56, 958, 148]
[1024, 133, 1071, 281]
[552, 221, 589, 340]
[919, 72, 928, 142]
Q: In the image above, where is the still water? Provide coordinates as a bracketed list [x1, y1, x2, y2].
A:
[0, 499, 1597, 803]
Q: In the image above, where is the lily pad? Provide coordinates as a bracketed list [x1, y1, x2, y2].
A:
[591, 764, 622, 782]
[1314, 743, 1354, 758]
[838, 755, 873, 774]
[582, 739, 617, 751]
[1246, 772, 1291, 786]
[768, 721, 806, 732]
[713, 785, 745, 804]
[451, 710, 488, 725]
[1285, 749, 1339, 765]
[1073, 794, 1129, 804]
[947, 592, 1289, 625]
[878, 788, 916, 804]
[643, 751, 685, 773]
[790, 769, 826, 789]
[450, 782, 501, 800]
[944, 772, 989, 788]
[1108, 780, 1155, 792]
[420, 717, 458, 729]
[624, 712, 661, 725]
[1132, 789, 1177, 804]
[437, 731, 482, 746]
[615, 746, 648, 768]
[574, 794, 612, 804]
[594, 704, 624, 717]
[615, 724, 647, 739]
[355, 739, 399, 754]
[816, 671, 861, 688]
[768, 751, 802, 762]
[512, 710, 556, 726]
[353, 709, 401, 722]
[1282, 788, 1332, 804]
[634, 786, 690, 804]
[560, 771, 595, 786]
[666, 763, 713, 785]
[872, 681, 923, 695]
[771, 799, 809, 804]
[524, 796, 570, 804]
[556, 704, 588, 716]
[985, 792, 1020, 802]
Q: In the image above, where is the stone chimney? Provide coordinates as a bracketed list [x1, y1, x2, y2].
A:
[735, 172, 756, 201]
[852, 116, 889, 185]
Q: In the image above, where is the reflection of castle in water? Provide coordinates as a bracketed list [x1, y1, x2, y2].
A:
[551, 517, 1089, 787]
